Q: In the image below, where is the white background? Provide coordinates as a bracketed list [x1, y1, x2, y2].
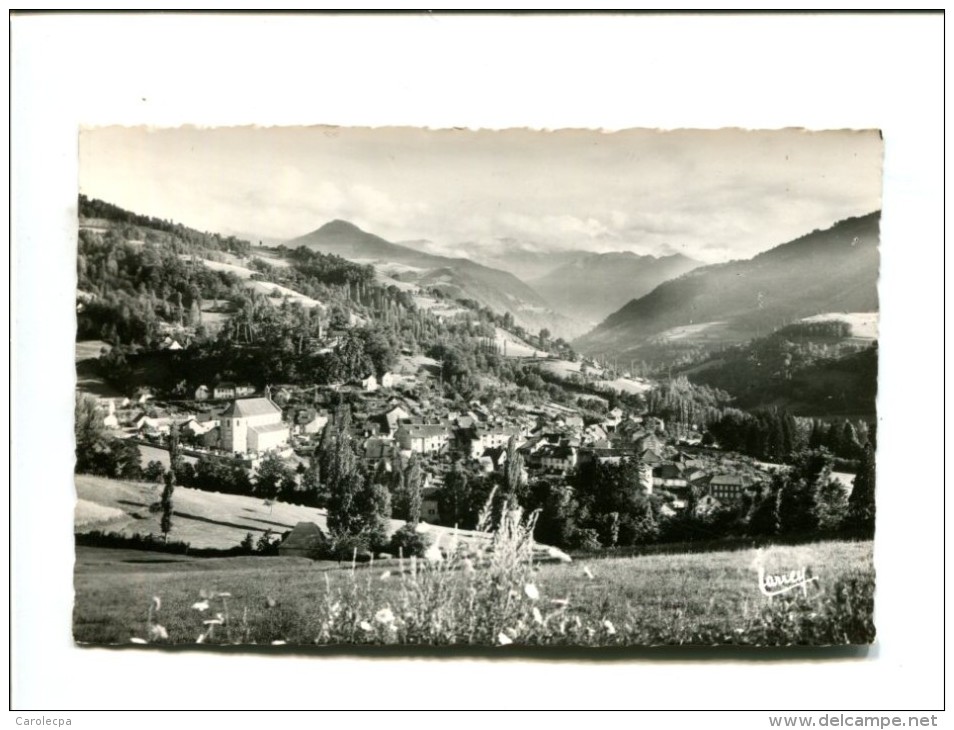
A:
[9, 12, 947, 721]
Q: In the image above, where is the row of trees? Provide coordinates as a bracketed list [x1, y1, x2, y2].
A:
[526, 445, 876, 552]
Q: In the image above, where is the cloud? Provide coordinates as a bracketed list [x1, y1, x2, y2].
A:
[80, 126, 883, 263]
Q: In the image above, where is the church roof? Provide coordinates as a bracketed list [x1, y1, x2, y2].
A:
[221, 397, 281, 418]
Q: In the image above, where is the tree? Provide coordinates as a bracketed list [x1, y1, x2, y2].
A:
[845, 442, 876, 535]
[776, 448, 835, 534]
[144, 460, 166, 482]
[324, 425, 368, 537]
[255, 452, 288, 501]
[814, 478, 849, 533]
[300, 455, 322, 505]
[534, 481, 579, 548]
[167, 422, 182, 483]
[503, 435, 525, 509]
[355, 474, 392, 549]
[629, 501, 659, 544]
[404, 455, 423, 524]
[439, 461, 470, 527]
[74, 393, 107, 474]
[746, 481, 781, 537]
[160, 470, 175, 539]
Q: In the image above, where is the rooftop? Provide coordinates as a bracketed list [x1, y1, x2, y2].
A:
[222, 397, 282, 418]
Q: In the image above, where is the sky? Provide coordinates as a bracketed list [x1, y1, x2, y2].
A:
[79, 126, 883, 264]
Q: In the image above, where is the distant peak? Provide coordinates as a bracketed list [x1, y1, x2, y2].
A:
[317, 219, 363, 235]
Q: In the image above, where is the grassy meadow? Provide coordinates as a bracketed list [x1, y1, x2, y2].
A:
[73, 538, 875, 648]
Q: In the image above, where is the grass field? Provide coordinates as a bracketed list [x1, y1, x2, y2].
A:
[800, 312, 878, 340]
[75, 474, 524, 556]
[73, 539, 874, 647]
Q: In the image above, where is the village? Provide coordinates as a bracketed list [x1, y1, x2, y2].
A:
[90, 357, 776, 542]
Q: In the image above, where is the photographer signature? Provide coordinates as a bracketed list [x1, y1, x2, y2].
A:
[757, 566, 819, 597]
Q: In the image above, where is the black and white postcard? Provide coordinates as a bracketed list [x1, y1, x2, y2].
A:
[72, 126, 881, 648]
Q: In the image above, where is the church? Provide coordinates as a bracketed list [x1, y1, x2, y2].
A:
[219, 397, 289, 455]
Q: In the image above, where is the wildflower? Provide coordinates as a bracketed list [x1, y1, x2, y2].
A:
[130, 637, 147, 644]
[216, 612, 225, 623]
[216, 592, 232, 598]
[582, 566, 594, 580]
[497, 632, 513, 646]
[602, 620, 616, 635]
[191, 600, 210, 612]
[203, 619, 223, 626]
[461, 558, 475, 575]
[532, 607, 544, 625]
[151, 596, 161, 612]
[380, 571, 391, 581]
[195, 633, 206, 644]
[359, 621, 373, 632]
[524, 583, 540, 601]
[586, 627, 596, 637]
[271, 640, 287, 646]
[148, 624, 169, 641]
[424, 544, 444, 563]
[547, 546, 572, 563]
[265, 597, 277, 608]
[551, 598, 569, 607]
[375, 607, 396, 625]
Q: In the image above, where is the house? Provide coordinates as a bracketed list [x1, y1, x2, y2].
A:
[271, 387, 293, 405]
[134, 415, 163, 432]
[708, 474, 755, 502]
[603, 407, 625, 431]
[194, 385, 210, 401]
[634, 432, 665, 454]
[235, 383, 256, 397]
[182, 417, 217, 439]
[421, 486, 441, 523]
[465, 424, 522, 459]
[278, 522, 326, 558]
[380, 371, 398, 389]
[382, 405, 411, 437]
[101, 399, 120, 429]
[562, 415, 584, 431]
[219, 397, 289, 455]
[583, 423, 608, 445]
[396, 424, 451, 455]
[694, 494, 721, 516]
[539, 444, 577, 473]
[357, 374, 379, 392]
[639, 448, 666, 466]
[653, 463, 689, 491]
[214, 382, 237, 400]
[296, 408, 328, 436]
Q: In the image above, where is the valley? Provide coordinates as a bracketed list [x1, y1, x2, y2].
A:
[71, 193, 879, 650]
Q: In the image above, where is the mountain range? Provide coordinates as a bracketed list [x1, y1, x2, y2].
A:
[285, 220, 587, 339]
[529, 251, 702, 325]
[574, 212, 881, 360]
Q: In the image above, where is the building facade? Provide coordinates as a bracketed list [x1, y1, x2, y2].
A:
[219, 397, 289, 455]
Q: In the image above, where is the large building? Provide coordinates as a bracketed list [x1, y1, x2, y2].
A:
[219, 397, 289, 455]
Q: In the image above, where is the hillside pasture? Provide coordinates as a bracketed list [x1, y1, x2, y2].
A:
[540, 358, 652, 395]
[75, 474, 509, 555]
[73, 539, 874, 647]
[192, 257, 324, 309]
[495, 327, 547, 358]
[800, 312, 878, 340]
